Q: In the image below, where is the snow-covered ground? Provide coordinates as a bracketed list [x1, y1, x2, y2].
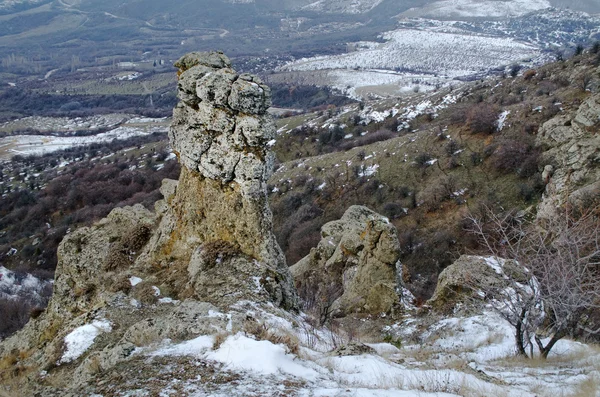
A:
[119, 303, 599, 397]
[282, 28, 540, 76]
[400, 0, 551, 18]
[0, 266, 52, 306]
[0, 114, 133, 134]
[300, 0, 384, 14]
[59, 320, 113, 364]
[0, 0, 45, 11]
[0, 116, 169, 160]
[278, 24, 542, 98]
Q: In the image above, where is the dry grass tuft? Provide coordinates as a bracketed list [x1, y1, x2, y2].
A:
[130, 282, 159, 305]
[243, 320, 300, 355]
[213, 332, 229, 350]
[83, 354, 103, 375]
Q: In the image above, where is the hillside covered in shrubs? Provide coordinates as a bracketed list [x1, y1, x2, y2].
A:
[1, 47, 599, 338]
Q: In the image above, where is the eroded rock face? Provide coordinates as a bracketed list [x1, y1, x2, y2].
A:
[0, 51, 298, 394]
[290, 205, 405, 317]
[146, 51, 297, 310]
[169, 51, 275, 196]
[536, 93, 600, 218]
[426, 255, 526, 313]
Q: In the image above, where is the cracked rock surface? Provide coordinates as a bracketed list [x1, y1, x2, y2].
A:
[169, 51, 275, 196]
[536, 93, 600, 220]
[0, 51, 298, 395]
[290, 205, 404, 317]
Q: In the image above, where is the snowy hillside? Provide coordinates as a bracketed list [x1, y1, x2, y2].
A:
[400, 0, 552, 18]
[282, 28, 540, 75]
[0, 116, 169, 160]
[0, 266, 51, 307]
[68, 301, 600, 396]
[277, 24, 544, 97]
[300, 0, 384, 14]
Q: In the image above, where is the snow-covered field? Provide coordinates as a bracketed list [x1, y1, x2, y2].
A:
[278, 24, 542, 98]
[0, 114, 133, 134]
[0, 116, 169, 160]
[281, 28, 540, 76]
[0, 0, 45, 11]
[400, 0, 551, 18]
[301, 0, 383, 14]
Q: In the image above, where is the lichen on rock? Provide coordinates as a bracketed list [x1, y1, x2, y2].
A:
[0, 51, 298, 394]
[536, 93, 600, 219]
[148, 51, 297, 310]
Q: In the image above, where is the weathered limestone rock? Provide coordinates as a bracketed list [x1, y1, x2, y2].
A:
[536, 93, 600, 219]
[0, 51, 299, 394]
[427, 255, 526, 312]
[143, 51, 297, 310]
[291, 205, 403, 317]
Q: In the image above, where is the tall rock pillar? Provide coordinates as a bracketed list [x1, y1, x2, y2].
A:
[148, 51, 297, 309]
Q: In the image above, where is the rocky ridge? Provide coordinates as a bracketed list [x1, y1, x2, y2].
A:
[0, 51, 302, 394]
[536, 92, 600, 219]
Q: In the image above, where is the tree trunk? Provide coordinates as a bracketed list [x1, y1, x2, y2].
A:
[515, 311, 528, 357]
[535, 333, 563, 359]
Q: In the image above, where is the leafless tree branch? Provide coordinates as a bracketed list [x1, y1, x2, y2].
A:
[464, 203, 600, 359]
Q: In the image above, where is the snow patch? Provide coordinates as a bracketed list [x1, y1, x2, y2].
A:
[358, 164, 379, 177]
[497, 110, 510, 131]
[59, 320, 112, 364]
[206, 333, 320, 381]
[151, 335, 214, 357]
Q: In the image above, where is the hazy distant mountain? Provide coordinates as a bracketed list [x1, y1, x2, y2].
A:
[550, 0, 600, 14]
[0, 0, 597, 83]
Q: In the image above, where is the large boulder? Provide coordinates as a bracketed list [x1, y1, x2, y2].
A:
[427, 255, 528, 312]
[291, 205, 405, 318]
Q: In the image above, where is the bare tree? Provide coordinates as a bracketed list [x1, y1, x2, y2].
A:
[466, 204, 600, 359]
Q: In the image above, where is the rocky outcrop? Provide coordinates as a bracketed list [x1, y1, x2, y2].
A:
[139, 51, 297, 310]
[427, 255, 527, 312]
[0, 51, 298, 394]
[291, 205, 406, 318]
[138, 51, 296, 308]
[536, 93, 600, 218]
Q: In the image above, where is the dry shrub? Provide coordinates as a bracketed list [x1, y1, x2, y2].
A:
[74, 282, 96, 298]
[466, 103, 499, 134]
[382, 202, 405, 220]
[418, 176, 458, 212]
[130, 282, 158, 305]
[199, 240, 241, 268]
[108, 274, 133, 294]
[339, 129, 395, 151]
[212, 332, 229, 350]
[121, 224, 152, 251]
[286, 222, 321, 265]
[103, 246, 132, 271]
[448, 104, 469, 125]
[103, 224, 152, 271]
[0, 298, 32, 339]
[523, 69, 537, 80]
[243, 320, 299, 355]
[490, 139, 540, 178]
[29, 306, 45, 319]
[415, 153, 434, 168]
